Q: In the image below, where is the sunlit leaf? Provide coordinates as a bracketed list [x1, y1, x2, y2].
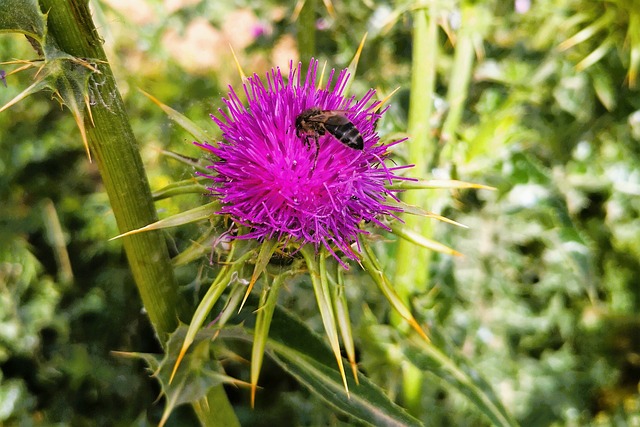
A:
[0, 0, 46, 42]
[222, 306, 424, 427]
[391, 223, 462, 257]
[139, 89, 213, 144]
[360, 239, 430, 342]
[300, 245, 349, 395]
[170, 246, 255, 384]
[403, 336, 518, 427]
[114, 326, 250, 427]
[109, 201, 220, 240]
[388, 178, 495, 191]
[250, 273, 286, 406]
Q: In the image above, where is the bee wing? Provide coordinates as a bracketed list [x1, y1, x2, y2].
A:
[307, 110, 351, 125]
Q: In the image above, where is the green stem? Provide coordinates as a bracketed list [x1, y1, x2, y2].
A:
[40, 0, 179, 341]
[393, 2, 438, 415]
[297, 0, 317, 64]
[394, 5, 437, 308]
[39, 1, 238, 425]
[434, 1, 477, 168]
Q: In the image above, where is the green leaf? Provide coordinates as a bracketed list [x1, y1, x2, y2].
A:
[222, 305, 424, 427]
[388, 179, 495, 191]
[171, 246, 256, 384]
[250, 273, 286, 406]
[240, 237, 279, 311]
[139, 88, 213, 144]
[268, 306, 423, 427]
[115, 326, 249, 427]
[152, 177, 208, 200]
[390, 222, 462, 257]
[330, 264, 359, 382]
[109, 201, 221, 240]
[360, 239, 430, 342]
[402, 337, 518, 427]
[301, 245, 349, 394]
[0, 0, 46, 42]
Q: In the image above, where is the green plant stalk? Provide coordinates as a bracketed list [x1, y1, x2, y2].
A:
[39, 1, 238, 425]
[297, 0, 317, 64]
[440, 3, 476, 149]
[392, 3, 438, 415]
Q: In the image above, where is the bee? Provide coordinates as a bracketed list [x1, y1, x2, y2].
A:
[295, 108, 364, 166]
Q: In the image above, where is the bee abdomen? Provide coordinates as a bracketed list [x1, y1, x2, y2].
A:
[326, 123, 364, 150]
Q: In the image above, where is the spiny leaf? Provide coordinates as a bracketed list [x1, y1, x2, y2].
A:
[240, 237, 279, 312]
[139, 89, 212, 143]
[391, 223, 463, 257]
[628, 9, 640, 87]
[575, 37, 613, 72]
[300, 245, 349, 395]
[1, 55, 102, 161]
[229, 43, 247, 81]
[171, 231, 220, 267]
[0, 77, 49, 113]
[109, 201, 220, 240]
[170, 247, 255, 384]
[250, 273, 286, 406]
[388, 178, 495, 191]
[0, 0, 46, 42]
[330, 265, 359, 383]
[221, 305, 424, 427]
[385, 198, 468, 228]
[115, 326, 250, 427]
[359, 238, 430, 342]
[374, 86, 400, 113]
[291, 0, 306, 22]
[557, 10, 612, 51]
[152, 177, 208, 201]
[343, 32, 367, 95]
[403, 336, 518, 427]
[159, 149, 211, 173]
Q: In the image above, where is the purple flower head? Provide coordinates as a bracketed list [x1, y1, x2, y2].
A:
[197, 59, 409, 264]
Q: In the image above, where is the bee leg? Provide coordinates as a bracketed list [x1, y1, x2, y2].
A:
[312, 135, 319, 171]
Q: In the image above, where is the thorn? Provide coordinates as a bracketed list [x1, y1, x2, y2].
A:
[291, 0, 306, 21]
[228, 44, 247, 81]
[374, 87, 400, 113]
[74, 112, 92, 162]
[169, 345, 189, 384]
[346, 33, 368, 79]
[320, 0, 336, 19]
[350, 360, 359, 385]
[84, 94, 95, 127]
[409, 317, 431, 343]
[238, 274, 258, 313]
[317, 60, 327, 91]
[33, 62, 46, 79]
[0, 80, 45, 113]
[250, 383, 257, 408]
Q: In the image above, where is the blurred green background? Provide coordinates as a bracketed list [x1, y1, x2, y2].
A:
[1, 0, 639, 425]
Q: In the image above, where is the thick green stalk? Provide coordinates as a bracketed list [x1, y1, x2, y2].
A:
[439, 2, 477, 157]
[39, 1, 238, 425]
[393, 2, 438, 415]
[394, 5, 437, 308]
[40, 0, 179, 341]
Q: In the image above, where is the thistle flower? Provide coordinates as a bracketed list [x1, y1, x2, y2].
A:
[197, 59, 409, 264]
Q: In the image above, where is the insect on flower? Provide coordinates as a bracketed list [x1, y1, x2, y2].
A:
[196, 59, 411, 266]
[295, 108, 364, 168]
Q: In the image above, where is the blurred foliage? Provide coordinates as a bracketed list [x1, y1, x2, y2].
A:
[1, 0, 640, 425]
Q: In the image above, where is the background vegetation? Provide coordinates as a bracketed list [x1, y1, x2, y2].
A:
[1, 0, 639, 425]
